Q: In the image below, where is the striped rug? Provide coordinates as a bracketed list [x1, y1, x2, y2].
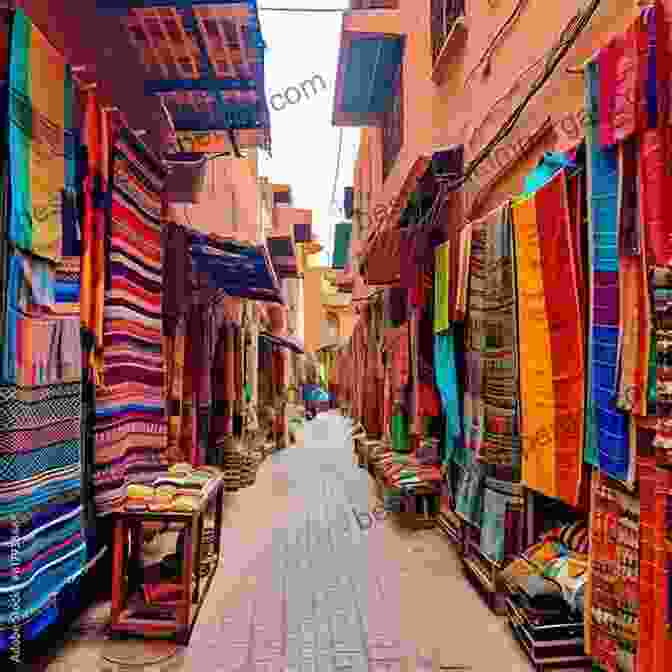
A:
[0, 381, 86, 646]
[93, 129, 169, 513]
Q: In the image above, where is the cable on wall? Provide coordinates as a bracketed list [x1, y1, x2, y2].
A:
[445, 0, 602, 194]
[463, 0, 528, 87]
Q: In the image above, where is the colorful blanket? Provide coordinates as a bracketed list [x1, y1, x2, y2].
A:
[93, 128, 169, 513]
[464, 204, 520, 470]
[0, 381, 86, 641]
[585, 59, 632, 482]
[512, 171, 585, 507]
[80, 91, 110, 382]
[7, 8, 71, 262]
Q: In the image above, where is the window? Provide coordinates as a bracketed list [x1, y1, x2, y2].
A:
[381, 65, 403, 183]
[431, 0, 465, 67]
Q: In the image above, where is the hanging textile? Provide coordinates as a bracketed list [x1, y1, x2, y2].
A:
[434, 240, 450, 333]
[618, 138, 651, 417]
[463, 203, 520, 470]
[80, 91, 110, 382]
[585, 59, 632, 482]
[93, 128, 169, 513]
[0, 381, 86, 646]
[454, 448, 485, 527]
[513, 170, 585, 506]
[454, 223, 472, 322]
[652, 267, 672, 463]
[365, 227, 402, 285]
[480, 477, 524, 564]
[7, 8, 70, 262]
[598, 27, 638, 148]
[434, 329, 462, 464]
[161, 216, 193, 338]
[521, 151, 574, 196]
[586, 468, 640, 671]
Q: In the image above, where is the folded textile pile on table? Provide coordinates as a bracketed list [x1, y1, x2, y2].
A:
[123, 464, 221, 512]
[498, 521, 589, 617]
[374, 451, 442, 489]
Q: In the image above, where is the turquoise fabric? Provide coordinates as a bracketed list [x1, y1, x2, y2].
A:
[332, 221, 352, 269]
[522, 152, 574, 196]
[434, 330, 461, 464]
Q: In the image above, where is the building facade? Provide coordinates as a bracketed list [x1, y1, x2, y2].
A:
[333, 0, 639, 285]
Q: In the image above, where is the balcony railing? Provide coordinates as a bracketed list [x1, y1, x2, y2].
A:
[382, 67, 403, 183]
[431, 0, 465, 67]
[350, 0, 398, 9]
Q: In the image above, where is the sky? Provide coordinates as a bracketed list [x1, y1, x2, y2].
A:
[256, 2, 360, 265]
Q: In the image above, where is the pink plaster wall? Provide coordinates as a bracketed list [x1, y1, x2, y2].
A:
[303, 267, 325, 354]
[172, 156, 260, 243]
[349, 0, 637, 236]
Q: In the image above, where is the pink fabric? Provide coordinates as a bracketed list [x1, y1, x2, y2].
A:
[599, 36, 623, 147]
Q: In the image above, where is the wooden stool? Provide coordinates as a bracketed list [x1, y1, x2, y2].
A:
[109, 476, 225, 645]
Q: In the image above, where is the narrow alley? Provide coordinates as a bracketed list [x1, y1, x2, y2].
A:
[1, 3, 665, 672]
[42, 412, 530, 672]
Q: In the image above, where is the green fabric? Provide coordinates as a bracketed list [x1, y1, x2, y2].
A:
[332, 221, 352, 269]
[391, 413, 409, 452]
[244, 383, 252, 404]
[648, 330, 657, 411]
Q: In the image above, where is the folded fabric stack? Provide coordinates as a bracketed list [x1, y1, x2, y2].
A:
[126, 485, 155, 511]
[121, 466, 221, 512]
[375, 451, 442, 489]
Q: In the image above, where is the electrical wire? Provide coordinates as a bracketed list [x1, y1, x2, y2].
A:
[463, 0, 528, 88]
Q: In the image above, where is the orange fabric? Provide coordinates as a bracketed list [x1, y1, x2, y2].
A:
[80, 92, 109, 383]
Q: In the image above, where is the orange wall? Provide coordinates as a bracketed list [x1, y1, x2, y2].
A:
[349, 0, 637, 249]
[303, 267, 325, 354]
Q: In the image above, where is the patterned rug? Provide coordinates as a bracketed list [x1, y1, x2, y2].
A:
[93, 128, 169, 513]
[0, 381, 86, 653]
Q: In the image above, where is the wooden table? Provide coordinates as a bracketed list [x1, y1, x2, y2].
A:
[109, 475, 224, 645]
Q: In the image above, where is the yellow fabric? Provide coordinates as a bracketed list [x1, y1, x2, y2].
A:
[126, 484, 154, 499]
[434, 240, 450, 333]
[512, 197, 557, 497]
[172, 496, 200, 512]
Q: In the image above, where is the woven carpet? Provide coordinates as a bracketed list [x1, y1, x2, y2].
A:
[93, 128, 169, 513]
[0, 381, 86, 651]
[463, 203, 520, 472]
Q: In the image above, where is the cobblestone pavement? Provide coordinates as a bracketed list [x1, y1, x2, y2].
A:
[41, 412, 533, 672]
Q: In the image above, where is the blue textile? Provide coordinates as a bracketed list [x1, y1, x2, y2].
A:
[585, 59, 630, 480]
[522, 152, 574, 196]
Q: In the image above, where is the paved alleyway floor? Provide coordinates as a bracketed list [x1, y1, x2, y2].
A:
[39, 412, 533, 672]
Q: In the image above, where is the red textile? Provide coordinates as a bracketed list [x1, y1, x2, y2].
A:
[640, 128, 672, 266]
[536, 171, 585, 507]
[365, 228, 402, 285]
[598, 38, 620, 147]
